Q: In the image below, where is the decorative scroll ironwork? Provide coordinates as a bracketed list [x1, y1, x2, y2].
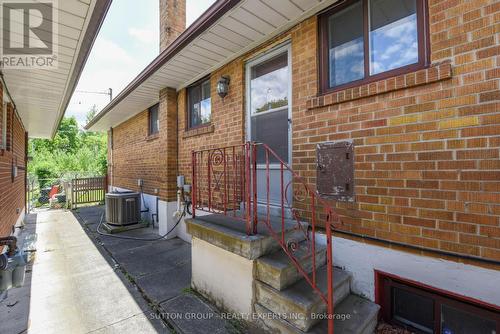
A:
[192, 142, 341, 334]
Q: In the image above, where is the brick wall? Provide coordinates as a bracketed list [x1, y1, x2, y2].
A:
[296, 0, 500, 261]
[177, 0, 500, 261]
[177, 59, 246, 185]
[160, 0, 186, 52]
[111, 0, 499, 261]
[110, 88, 178, 201]
[0, 82, 27, 238]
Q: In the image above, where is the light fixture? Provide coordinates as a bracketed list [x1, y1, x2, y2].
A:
[216, 75, 230, 98]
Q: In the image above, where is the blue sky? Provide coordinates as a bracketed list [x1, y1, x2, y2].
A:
[67, 0, 216, 127]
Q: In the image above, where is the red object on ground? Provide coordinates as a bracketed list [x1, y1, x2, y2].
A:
[49, 185, 59, 199]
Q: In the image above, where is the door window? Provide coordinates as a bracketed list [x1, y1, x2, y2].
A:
[249, 51, 289, 164]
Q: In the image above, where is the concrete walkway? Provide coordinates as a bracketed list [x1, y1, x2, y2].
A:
[1, 209, 166, 334]
[76, 206, 256, 334]
[1, 208, 260, 334]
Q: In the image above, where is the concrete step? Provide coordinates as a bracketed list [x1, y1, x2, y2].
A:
[255, 266, 351, 332]
[255, 294, 380, 334]
[256, 240, 327, 290]
[186, 214, 307, 260]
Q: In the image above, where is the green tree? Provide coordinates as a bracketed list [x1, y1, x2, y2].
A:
[86, 104, 98, 125]
[30, 117, 80, 153]
[28, 111, 108, 181]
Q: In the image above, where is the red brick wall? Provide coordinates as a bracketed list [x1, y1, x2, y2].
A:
[177, 59, 246, 185]
[110, 88, 178, 201]
[112, 0, 500, 261]
[160, 0, 186, 52]
[0, 82, 27, 238]
[296, 0, 500, 261]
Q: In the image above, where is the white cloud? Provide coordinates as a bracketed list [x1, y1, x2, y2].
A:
[92, 37, 135, 65]
[66, 37, 148, 127]
[128, 26, 158, 45]
[67, 0, 218, 127]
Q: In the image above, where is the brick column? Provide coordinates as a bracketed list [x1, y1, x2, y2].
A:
[159, 87, 178, 201]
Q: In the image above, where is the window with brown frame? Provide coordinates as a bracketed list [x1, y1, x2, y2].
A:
[0, 102, 6, 149]
[319, 0, 429, 93]
[187, 78, 211, 129]
[148, 103, 159, 135]
[378, 273, 500, 334]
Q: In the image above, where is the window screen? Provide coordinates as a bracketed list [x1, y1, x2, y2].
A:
[188, 79, 211, 128]
[441, 305, 497, 334]
[249, 51, 289, 164]
[321, 0, 422, 90]
[369, 0, 418, 75]
[393, 287, 435, 333]
[328, 1, 364, 87]
[149, 103, 159, 135]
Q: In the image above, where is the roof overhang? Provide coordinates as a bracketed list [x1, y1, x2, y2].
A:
[1, 0, 112, 138]
[86, 0, 339, 132]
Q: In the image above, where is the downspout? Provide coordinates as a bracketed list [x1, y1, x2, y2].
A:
[109, 127, 113, 191]
[25, 131, 28, 215]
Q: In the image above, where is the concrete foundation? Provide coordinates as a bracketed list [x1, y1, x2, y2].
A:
[186, 216, 380, 333]
[316, 234, 500, 307]
[191, 237, 255, 315]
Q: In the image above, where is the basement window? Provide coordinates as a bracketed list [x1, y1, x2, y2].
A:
[148, 103, 159, 135]
[318, 0, 429, 93]
[378, 273, 500, 334]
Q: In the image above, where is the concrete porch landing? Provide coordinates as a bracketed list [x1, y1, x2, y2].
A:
[186, 213, 308, 260]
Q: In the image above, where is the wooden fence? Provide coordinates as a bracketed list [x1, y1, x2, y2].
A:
[71, 176, 107, 209]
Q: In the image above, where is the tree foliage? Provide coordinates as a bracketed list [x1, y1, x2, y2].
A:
[29, 112, 107, 183]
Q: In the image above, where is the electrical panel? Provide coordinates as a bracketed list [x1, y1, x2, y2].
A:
[316, 141, 354, 201]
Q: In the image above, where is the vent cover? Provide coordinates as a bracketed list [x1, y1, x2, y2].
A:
[316, 141, 354, 201]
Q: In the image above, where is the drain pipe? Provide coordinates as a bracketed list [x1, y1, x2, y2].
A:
[151, 196, 159, 228]
[138, 181, 150, 214]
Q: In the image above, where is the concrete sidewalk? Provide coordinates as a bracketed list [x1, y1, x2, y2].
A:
[76, 206, 256, 334]
[0, 209, 166, 334]
[1, 208, 259, 334]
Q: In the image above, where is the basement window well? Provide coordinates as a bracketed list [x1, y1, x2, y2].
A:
[377, 272, 500, 334]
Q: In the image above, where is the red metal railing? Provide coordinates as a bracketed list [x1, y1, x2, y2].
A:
[192, 142, 341, 334]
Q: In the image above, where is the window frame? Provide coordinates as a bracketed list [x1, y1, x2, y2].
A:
[376, 271, 500, 334]
[245, 42, 292, 166]
[148, 103, 159, 136]
[318, 0, 430, 94]
[186, 76, 212, 130]
[1, 102, 6, 149]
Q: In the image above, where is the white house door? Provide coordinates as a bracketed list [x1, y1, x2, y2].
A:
[246, 43, 292, 213]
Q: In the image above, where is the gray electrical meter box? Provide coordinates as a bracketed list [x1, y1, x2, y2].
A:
[316, 141, 354, 201]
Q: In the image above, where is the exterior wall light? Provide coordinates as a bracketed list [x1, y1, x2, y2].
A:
[216, 76, 230, 98]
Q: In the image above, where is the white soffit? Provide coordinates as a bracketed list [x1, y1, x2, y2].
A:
[2, 0, 111, 138]
[88, 0, 339, 132]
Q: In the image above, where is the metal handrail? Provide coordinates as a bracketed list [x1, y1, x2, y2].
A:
[191, 141, 337, 333]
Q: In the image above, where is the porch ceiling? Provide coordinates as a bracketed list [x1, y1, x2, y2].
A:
[86, 0, 339, 132]
[2, 0, 111, 139]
